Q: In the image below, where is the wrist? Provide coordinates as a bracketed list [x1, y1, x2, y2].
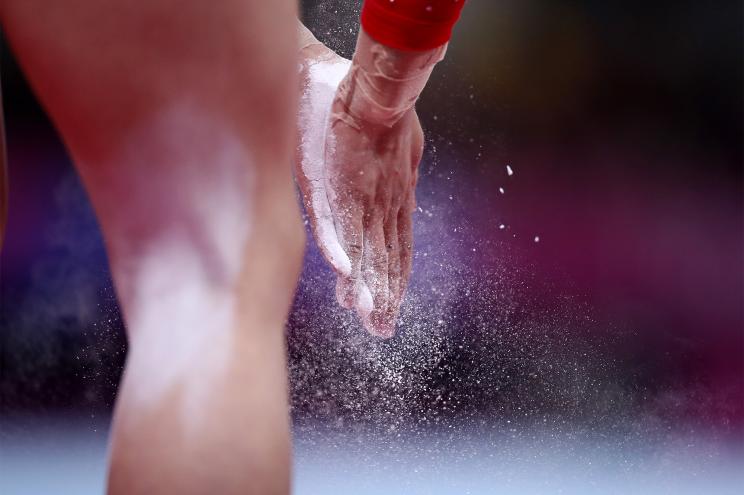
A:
[335, 29, 445, 128]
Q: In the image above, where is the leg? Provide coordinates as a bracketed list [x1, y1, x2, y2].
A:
[2, 1, 301, 493]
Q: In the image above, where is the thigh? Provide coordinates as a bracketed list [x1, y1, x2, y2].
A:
[1, 0, 303, 306]
[1, 0, 298, 161]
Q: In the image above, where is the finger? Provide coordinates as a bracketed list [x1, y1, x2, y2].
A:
[304, 183, 352, 277]
[397, 200, 414, 303]
[383, 209, 402, 328]
[407, 165, 420, 212]
[332, 199, 365, 310]
[361, 213, 391, 337]
[295, 85, 352, 278]
[410, 116, 425, 169]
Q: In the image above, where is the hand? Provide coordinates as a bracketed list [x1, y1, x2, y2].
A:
[296, 45, 424, 338]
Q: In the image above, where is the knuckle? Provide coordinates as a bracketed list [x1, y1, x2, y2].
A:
[345, 243, 363, 258]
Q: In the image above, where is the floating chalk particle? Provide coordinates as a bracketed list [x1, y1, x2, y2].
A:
[534, 236, 540, 243]
[499, 224, 505, 230]
[499, 187, 505, 194]
[506, 165, 513, 176]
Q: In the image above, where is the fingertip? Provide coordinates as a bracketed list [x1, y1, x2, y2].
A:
[312, 206, 352, 277]
[366, 323, 396, 339]
[335, 252, 353, 277]
[323, 240, 352, 277]
[362, 312, 396, 339]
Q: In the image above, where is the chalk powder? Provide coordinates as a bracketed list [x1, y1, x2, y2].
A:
[298, 57, 374, 316]
[298, 58, 351, 273]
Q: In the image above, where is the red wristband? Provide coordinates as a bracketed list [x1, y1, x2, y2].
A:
[360, 0, 465, 51]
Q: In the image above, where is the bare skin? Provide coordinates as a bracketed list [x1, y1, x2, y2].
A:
[2, 1, 300, 493]
[297, 26, 445, 337]
[0, 2, 449, 492]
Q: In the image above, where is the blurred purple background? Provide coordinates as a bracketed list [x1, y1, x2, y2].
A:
[1, 1, 742, 493]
